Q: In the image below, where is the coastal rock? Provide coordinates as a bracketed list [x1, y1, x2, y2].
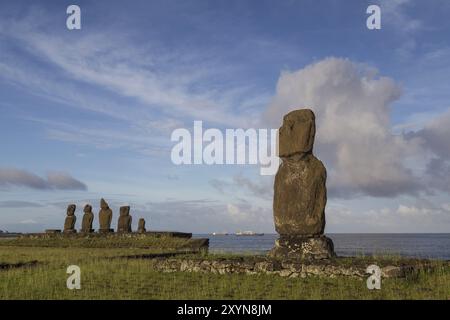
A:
[45, 229, 61, 234]
[254, 261, 282, 272]
[381, 266, 404, 278]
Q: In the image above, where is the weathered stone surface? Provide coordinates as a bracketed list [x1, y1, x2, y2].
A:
[98, 198, 113, 232]
[269, 235, 335, 260]
[271, 108, 334, 260]
[278, 109, 315, 157]
[137, 218, 146, 233]
[63, 204, 77, 233]
[8, 226, 430, 279]
[381, 265, 404, 278]
[45, 229, 61, 234]
[148, 257, 423, 279]
[254, 260, 282, 272]
[80, 204, 94, 233]
[274, 109, 327, 236]
[117, 206, 132, 233]
[274, 154, 327, 235]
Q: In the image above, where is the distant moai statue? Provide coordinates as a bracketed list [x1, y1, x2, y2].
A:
[98, 198, 113, 233]
[63, 204, 77, 234]
[137, 218, 146, 233]
[270, 108, 335, 260]
[117, 206, 132, 233]
[80, 204, 94, 233]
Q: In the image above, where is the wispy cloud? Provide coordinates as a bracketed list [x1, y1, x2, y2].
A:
[377, 0, 423, 59]
[210, 174, 273, 200]
[0, 9, 263, 128]
[0, 201, 44, 208]
[379, 0, 423, 33]
[328, 200, 450, 233]
[0, 168, 87, 191]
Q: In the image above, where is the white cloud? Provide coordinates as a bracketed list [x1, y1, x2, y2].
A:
[0, 11, 259, 128]
[19, 219, 38, 224]
[210, 174, 273, 200]
[265, 57, 426, 198]
[327, 201, 450, 232]
[379, 0, 422, 33]
[411, 109, 450, 159]
[226, 203, 242, 220]
[139, 199, 272, 233]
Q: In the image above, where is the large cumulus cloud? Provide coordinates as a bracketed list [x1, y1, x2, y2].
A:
[264, 57, 444, 198]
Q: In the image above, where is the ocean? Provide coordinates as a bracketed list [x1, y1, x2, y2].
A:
[193, 233, 450, 260]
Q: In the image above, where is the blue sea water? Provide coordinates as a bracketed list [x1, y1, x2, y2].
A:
[193, 233, 450, 260]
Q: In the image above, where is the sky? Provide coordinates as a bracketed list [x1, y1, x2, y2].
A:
[0, 0, 450, 233]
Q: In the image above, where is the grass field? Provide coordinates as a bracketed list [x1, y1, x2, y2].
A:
[0, 239, 449, 299]
[0, 234, 201, 249]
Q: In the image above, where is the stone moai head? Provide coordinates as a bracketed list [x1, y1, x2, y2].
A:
[120, 206, 130, 216]
[278, 109, 316, 158]
[67, 204, 76, 216]
[100, 198, 109, 210]
[84, 204, 92, 213]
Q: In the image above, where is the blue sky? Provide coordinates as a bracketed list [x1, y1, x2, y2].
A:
[0, 0, 450, 233]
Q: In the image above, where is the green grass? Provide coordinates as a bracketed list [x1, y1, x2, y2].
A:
[0, 234, 200, 250]
[0, 246, 449, 299]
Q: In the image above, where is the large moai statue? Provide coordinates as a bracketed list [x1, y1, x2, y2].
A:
[137, 218, 146, 233]
[63, 204, 77, 234]
[117, 206, 132, 233]
[98, 198, 113, 233]
[80, 204, 94, 233]
[269, 109, 335, 260]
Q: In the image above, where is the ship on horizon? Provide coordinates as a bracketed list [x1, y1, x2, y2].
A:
[235, 230, 264, 236]
[212, 232, 230, 236]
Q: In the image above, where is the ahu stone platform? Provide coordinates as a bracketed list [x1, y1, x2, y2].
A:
[147, 256, 432, 280]
[25, 231, 194, 239]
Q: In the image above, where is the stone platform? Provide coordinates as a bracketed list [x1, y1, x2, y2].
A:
[147, 256, 431, 279]
[269, 235, 335, 260]
[145, 231, 192, 239]
[21, 231, 193, 239]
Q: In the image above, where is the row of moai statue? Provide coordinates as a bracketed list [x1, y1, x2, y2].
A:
[63, 198, 147, 234]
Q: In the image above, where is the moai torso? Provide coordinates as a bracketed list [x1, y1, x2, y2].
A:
[137, 218, 146, 233]
[273, 109, 327, 236]
[81, 204, 94, 232]
[117, 206, 132, 232]
[63, 204, 77, 233]
[99, 198, 113, 230]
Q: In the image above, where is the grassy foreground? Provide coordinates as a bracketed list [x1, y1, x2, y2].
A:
[0, 244, 449, 299]
[0, 234, 200, 249]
